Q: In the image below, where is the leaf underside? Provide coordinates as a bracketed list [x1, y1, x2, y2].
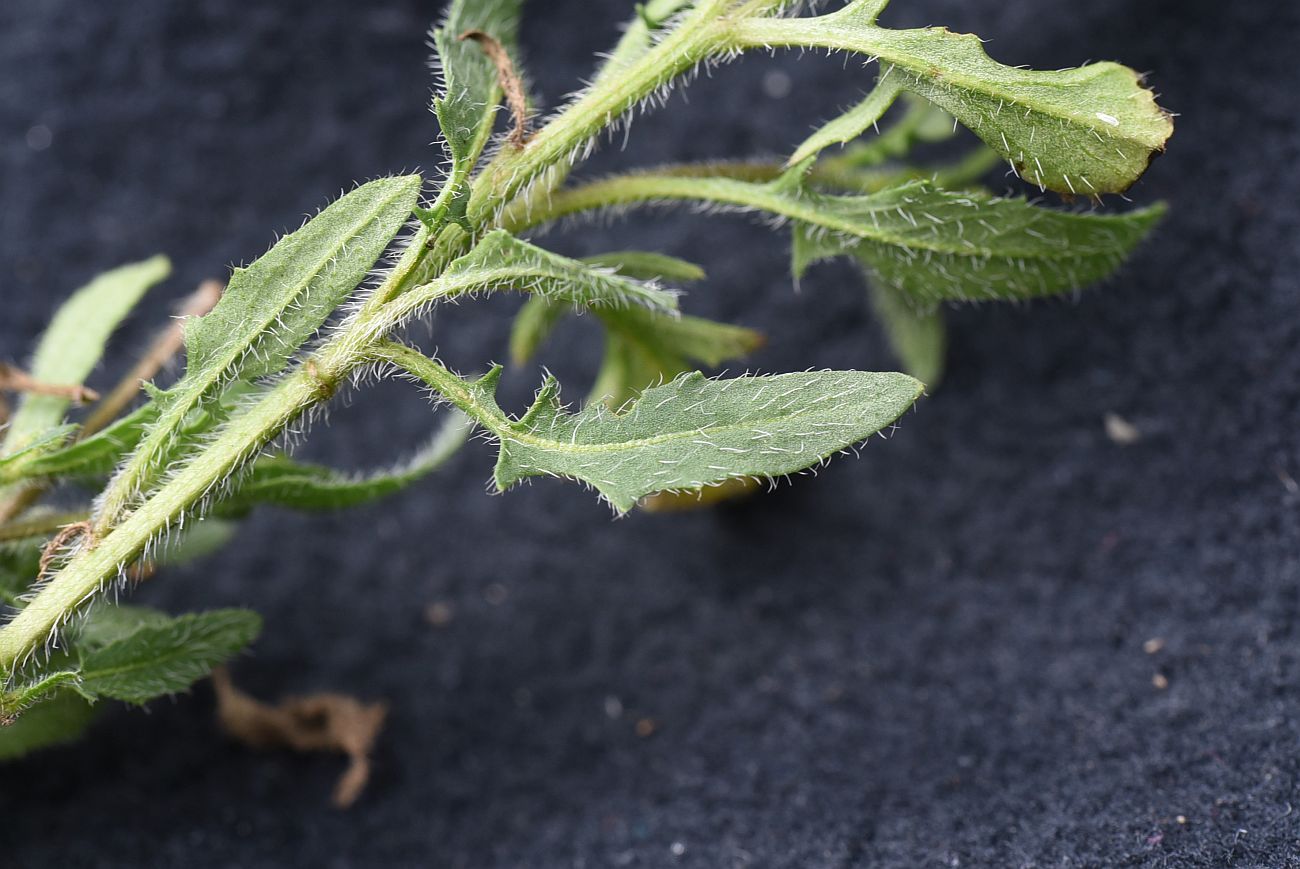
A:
[76, 609, 261, 705]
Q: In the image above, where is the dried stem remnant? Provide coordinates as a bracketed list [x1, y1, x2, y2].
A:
[0, 364, 99, 404]
[459, 29, 529, 148]
[81, 280, 224, 437]
[212, 667, 388, 808]
[37, 521, 92, 578]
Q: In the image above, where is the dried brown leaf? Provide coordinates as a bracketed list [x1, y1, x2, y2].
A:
[212, 667, 388, 808]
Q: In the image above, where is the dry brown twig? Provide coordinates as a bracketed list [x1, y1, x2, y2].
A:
[0, 363, 99, 405]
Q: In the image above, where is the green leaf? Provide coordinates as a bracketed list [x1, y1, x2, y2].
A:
[159, 519, 239, 565]
[0, 404, 155, 485]
[186, 177, 421, 386]
[0, 691, 98, 760]
[99, 175, 422, 525]
[402, 230, 680, 315]
[509, 297, 570, 365]
[77, 609, 262, 705]
[789, 77, 903, 166]
[433, 0, 526, 179]
[379, 342, 923, 513]
[74, 604, 172, 651]
[581, 251, 707, 284]
[790, 180, 1165, 305]
[1, 256, 168, 456]
[215, 411, 471, 512]
[736, 2, 1174, 194]
[590, 306, 766, 407]
[507, 250, 750, 407]
[830, 93, 959, 169]
[866, 280, 946, 387]
[0, 669, 82, 716]
[0, 424, 77, 485]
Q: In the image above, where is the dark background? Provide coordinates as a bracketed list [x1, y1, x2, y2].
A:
[2, 0, 1298, 866]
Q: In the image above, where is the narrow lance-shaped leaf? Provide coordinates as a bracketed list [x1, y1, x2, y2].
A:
[76, 609, 261, 705]
[866, 279, 947, 387]
[789, 76, 903, 166]
[378, 342, 923, 514]
[214, 410, 471, 513]
[1, 255, 169, 456]
[581, 251, 706, 284]
[99, 175, 422, 526]
[735, 1, 1174, 194]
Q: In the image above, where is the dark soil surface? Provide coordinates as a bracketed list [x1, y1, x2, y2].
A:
[2, 0, 1298, 866]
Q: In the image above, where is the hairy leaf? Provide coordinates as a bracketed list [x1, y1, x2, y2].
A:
[790, 77, 903, 166]
[100, 176, 421, 523]
[581, 251, 706, 284]
[74, 604, 171, 651]
[0, 404, 155, 485]
[432, 0, 526, 180]
[531, 172, 1163, 306]
[832, 93, 959, 169]
[216, 411, 470, 512]
[867, 280, 946, 386]
[398, 230, 679, 316]
[380, 342, 922, 513]
[790, 180, 1164, 304]
[0, 425, 77, 485]
[0, 691, 98, 760]
[737, 2, 1174, 194]
[77, 609, 262, 705]
[1, 256, 169, 455]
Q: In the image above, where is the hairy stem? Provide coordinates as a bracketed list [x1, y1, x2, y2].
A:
[466, 0, 737, 227]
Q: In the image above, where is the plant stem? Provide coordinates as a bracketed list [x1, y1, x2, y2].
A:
[0, 0, 809, 679]
[466, 0, 736, 226]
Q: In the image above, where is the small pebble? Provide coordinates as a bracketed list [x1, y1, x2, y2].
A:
[1143, 637, 1165, 654]
[762, 70, 792, 99]
[425, 602, 454, 627]
[1152, 673, 1169, 690]
[635, 717, 657, 738]
[1104, 412, 1141, 445]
